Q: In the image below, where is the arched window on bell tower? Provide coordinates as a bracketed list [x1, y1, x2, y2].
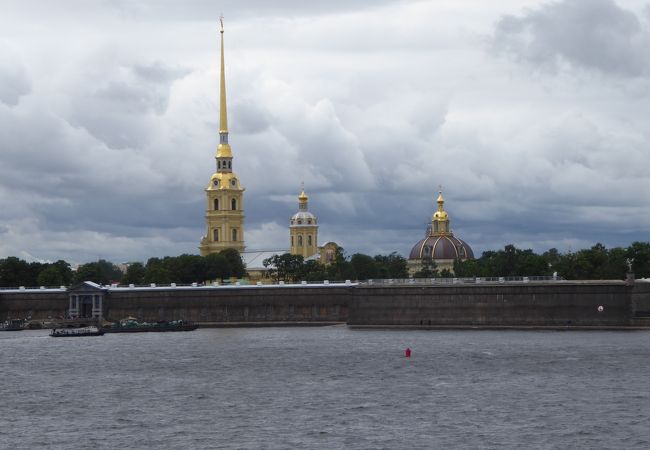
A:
[213, 229, 219, 242]
[231, 198, 237, 210]
[231, 228, 237, 241]
[213, 198, 219, 210]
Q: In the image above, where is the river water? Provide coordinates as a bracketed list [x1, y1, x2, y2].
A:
[1, 327, 649, 449]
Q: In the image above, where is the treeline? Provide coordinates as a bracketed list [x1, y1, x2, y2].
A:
[122, 250, 245, 285]
[1, 242, 648, 288]
[263, 249, 409, 282]
[0, 249, 245, 288]
[453, 242, 650, 280]
[265, 242, 650, 282]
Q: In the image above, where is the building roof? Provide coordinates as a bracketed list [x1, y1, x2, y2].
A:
[409, 235, 474, 260]
[241, 250, 288, 270]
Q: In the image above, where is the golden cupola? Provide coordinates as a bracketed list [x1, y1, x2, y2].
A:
[432, 190, 449, 232]
[298, 189, 309, 204]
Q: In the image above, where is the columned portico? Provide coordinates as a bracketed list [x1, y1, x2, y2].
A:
[67, 281, 106, 319]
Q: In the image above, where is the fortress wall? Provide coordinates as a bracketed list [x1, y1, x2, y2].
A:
[1, 282, 644, 327]
[0, 291, 68, 320]
[104, 286, 352, 323]
[631, 282, 650, 316]
[349, 282, 632, 326]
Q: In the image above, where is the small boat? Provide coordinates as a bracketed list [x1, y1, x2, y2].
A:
[0, 319, 27, 331]
[102, 318, 198, 333]
[50, 326, 105, 337]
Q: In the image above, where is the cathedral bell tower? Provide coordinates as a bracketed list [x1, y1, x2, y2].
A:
[199, 19, 245, 255]
[289, 185, 318, 258]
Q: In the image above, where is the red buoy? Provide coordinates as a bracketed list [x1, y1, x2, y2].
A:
[405, 347, 411, 358]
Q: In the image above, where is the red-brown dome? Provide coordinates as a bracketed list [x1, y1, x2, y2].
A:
[409, 235, 474, 261]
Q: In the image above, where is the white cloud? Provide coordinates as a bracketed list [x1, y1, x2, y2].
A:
[0, 42, 31, 106]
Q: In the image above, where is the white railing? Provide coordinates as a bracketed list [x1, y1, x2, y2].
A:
[362, 276, 564, 286]
[0, 276, 568, 292]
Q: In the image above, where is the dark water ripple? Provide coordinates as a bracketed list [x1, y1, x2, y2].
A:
[1, 327, 649, 449]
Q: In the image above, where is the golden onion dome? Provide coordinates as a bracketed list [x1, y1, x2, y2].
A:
[298, 189, 308, 202]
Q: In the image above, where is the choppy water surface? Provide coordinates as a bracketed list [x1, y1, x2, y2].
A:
[1, 327, 649, 449]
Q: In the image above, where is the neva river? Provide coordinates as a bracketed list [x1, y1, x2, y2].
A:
[2, 327, 649, 449]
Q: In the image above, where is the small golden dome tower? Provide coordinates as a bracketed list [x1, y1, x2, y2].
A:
[200, 18, 245, 256]
[432, 190, 450, 234]
[290, 184, 318, 258]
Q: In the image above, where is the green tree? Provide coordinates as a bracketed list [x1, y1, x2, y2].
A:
[219, 248, 246, 279]
[0, 256, 37, 287]
[453, 258, 487, 277]
[37, 265, 65, 286]
[627, 241, 650, 278]
[326, 247, 354, 281]
[349, 253, 379, 280]
[51, 260, 73, 285]
[168, 254, 207, 283]
[574, 244, 610, 279]
[263, 253, 305, 282]
[122, 262, 146, 285]
[606, 247, 628, 279]
[301, 260, 328, 281]
[74, 262, 109, 285]
[413, 258, 438, 278]
[205, 253, 229, 281]
[143, 260, 173, 284]
[74, 259, 122, 285]
[551, 251, 578, 280]
[374, 252, 408, 279]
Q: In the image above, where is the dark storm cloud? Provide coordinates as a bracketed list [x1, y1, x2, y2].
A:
[492, 0, 650, 76]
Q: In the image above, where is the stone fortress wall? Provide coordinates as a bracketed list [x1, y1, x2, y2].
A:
[1, 280, 649, 328]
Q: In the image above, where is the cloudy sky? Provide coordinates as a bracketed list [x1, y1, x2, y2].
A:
[1, 0, 649, 264]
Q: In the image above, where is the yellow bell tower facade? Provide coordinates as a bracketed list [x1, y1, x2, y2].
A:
[199, 19, 245, 256]
[289, 186, 318, 258]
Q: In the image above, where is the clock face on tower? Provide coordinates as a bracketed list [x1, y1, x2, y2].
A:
[213, 179, 219, 186]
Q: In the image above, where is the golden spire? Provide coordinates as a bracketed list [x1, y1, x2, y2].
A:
[219, 16, 228, 133]
[436, 190, 444, 209]
[216, 16, 232, 159]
